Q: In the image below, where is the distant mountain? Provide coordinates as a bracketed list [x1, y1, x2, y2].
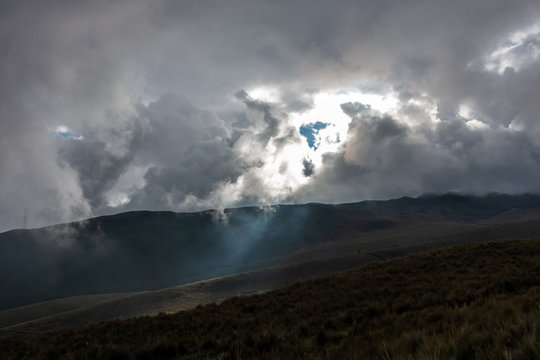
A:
[1, 193, 540, 310]
[349, 192, 540, 218]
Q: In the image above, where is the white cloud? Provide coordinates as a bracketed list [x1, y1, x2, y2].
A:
[465, 119, 490, 131]
[482, 22, 540, 74]
[2, 0, 540, 231]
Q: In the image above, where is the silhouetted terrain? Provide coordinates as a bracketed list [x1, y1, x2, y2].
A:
[1, 239, 539, 359]
[1, 193, 540, 312]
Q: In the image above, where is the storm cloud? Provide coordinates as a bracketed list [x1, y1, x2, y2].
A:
[1, 0, 540, 231]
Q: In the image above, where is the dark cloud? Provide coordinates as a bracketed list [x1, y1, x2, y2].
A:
[340, 102, 371, 118]
[294, 105, 540, 203]
[58, 137, 135, 209]
[302, 159, 315, 177]
[104, 94, 250, 212]
[1, 0, 540, 231]
[56, 119, 146, 208]
[235, 90, 282, 147]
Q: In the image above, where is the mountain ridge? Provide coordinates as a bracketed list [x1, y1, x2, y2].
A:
[1, 192, 540, 311]
[4, 192, 539, 235]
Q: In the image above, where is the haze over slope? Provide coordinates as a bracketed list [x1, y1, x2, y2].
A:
[2, 193, 540, 311]
[2, 239, 540, 359]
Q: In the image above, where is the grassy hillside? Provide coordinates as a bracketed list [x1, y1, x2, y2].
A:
[0, 251, 382, 335]
[2, 193, 540, 311]
[2, 239, 540, 359]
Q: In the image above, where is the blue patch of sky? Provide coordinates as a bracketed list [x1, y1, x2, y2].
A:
[56, 128, 83, 140]
[299, 121, 328, 150]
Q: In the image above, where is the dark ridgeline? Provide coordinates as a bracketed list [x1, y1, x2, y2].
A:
[1, 193, 540, 310]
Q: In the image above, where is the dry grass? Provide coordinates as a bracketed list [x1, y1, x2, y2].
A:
[1, 239, 540, 359]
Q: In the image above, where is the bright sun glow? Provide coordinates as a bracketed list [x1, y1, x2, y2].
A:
[241, 86, 401, 195]
[289, 88, 400, 158]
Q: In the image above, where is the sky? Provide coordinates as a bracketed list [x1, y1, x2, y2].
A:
[1, 0, 540, 232]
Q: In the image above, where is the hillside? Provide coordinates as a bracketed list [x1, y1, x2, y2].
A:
[1, 238, 540, 359]
[0, 251, 379, 335]
[4, 214, 540, 335]
[2, 193, 540, 311]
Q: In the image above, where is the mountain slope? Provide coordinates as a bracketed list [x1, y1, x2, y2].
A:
[4, 213, 540, 335]
[0, 251, 379, 336]
[1, 193, 539, 310]
[2, 238, 540, 359]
